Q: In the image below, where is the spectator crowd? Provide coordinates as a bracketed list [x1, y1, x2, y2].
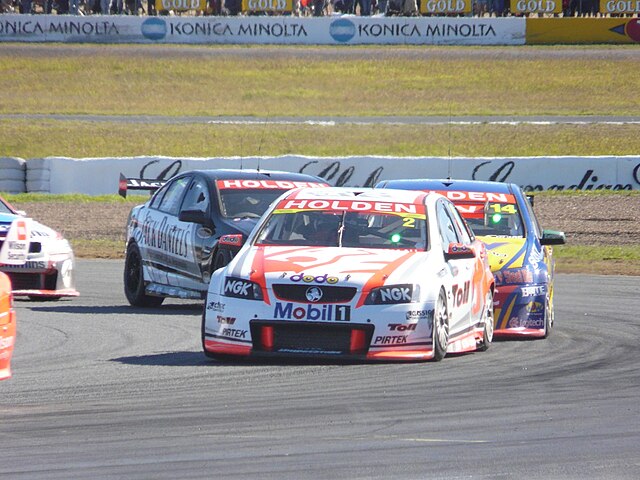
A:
[0, 0, 622, 19]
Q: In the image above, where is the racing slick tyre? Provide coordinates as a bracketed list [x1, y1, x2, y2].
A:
[124, 243, 164, 308]
[478, 289, 494, 351]
[433, 288, 449, 361]
[542, 289, 553, 339]
[212, 248, 233, 272]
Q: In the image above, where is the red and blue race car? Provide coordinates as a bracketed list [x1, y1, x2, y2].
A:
[377, 179, 566, 338]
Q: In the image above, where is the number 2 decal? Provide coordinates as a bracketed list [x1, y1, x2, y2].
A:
[402, 217, 416, 228]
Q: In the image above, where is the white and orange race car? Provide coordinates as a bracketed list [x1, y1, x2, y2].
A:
[203, 187, 495, 362]
[0, 196, 78, 300]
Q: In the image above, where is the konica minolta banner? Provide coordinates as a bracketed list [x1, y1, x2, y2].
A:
[0, 14, 525, 45]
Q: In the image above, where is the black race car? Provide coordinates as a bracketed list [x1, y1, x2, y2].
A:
[122, 169, 328, 306]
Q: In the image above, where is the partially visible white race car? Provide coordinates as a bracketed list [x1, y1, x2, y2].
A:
[0, 196, 78, 300]
[203, 187, 495, 362]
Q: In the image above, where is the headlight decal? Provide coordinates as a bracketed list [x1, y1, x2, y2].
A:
[364, 284, 419, 305]
[223, 277, 263, 301]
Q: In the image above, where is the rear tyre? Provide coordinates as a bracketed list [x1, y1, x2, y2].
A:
[124, 243, 164, 307]
[478, 289, 494, 351]
[433, 288, 449, 361]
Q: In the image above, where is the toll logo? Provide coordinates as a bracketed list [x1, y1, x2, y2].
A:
[451, 281, 470, 308]
[388, 323, 417, 332]
[610, 18, 640, 42]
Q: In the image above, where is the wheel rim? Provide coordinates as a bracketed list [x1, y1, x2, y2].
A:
[485, 291, 494, 343]
[435, 292, 449, 349]
[545, 290, 552, 332]
[126, 250, 141, 293]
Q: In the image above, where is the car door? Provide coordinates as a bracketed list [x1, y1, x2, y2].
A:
[177, 175, 215, 292]
[144, 175, 193, 289]
[436, 199, 476, 337]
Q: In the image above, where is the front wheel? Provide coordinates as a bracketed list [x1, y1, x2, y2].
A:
[542, 287, 553, 339]
[28, 296, 61, 301]
[124, 243, 164, 307]
[433, 288, 449, 361]
[478, 289, 494, 351]
[212, 248, 233, 272]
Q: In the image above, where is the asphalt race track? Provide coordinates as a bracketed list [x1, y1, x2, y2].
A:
[1, 259, 639, 479]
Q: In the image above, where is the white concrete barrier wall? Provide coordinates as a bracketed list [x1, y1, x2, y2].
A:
[24, 158, 51, 193]
[22, 155, 640, 194]
[0, 15, 525, 46]
[0, 157, 26, 193]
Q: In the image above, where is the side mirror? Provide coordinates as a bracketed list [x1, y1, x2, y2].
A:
[444, 242, 476, 261]
[219, 234, 243, 247]
[526, 194, 535, 207]
[179, 209, 212, 227]
[540, 229, 566, 246]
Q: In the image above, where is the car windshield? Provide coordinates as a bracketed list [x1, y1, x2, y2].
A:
[256, 209, 427, 250]
[0, 199, 14, 215]
[456, 201, 525, 238]
[218, 189, 287, 219]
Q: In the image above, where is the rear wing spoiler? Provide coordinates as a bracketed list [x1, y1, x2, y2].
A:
[118, 173, 167, 198]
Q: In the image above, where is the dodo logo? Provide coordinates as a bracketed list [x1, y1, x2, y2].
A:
[290, 273, 339, 284]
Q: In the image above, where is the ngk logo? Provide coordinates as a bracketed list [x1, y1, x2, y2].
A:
[379, 286, 412, 303]
[224, 279, 251, 296]
[452, 281, 470, 308]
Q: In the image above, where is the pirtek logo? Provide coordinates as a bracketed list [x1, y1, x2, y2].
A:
[374, 335, 407, 345]
[452, 281, 470, 308]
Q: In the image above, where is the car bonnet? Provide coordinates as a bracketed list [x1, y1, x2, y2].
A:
[477, 236, 530, 272]
[227, 245, 438, 298]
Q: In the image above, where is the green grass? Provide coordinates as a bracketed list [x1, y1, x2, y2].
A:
[2, 193, 145, 203]
[2, 45, 640, 117]
[2, 45, 640, 158]
[555, 245, 640, 261]
[2, 121, 640, 158]
[2, 44, 639, 272]
[553, 245, 640, 275]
